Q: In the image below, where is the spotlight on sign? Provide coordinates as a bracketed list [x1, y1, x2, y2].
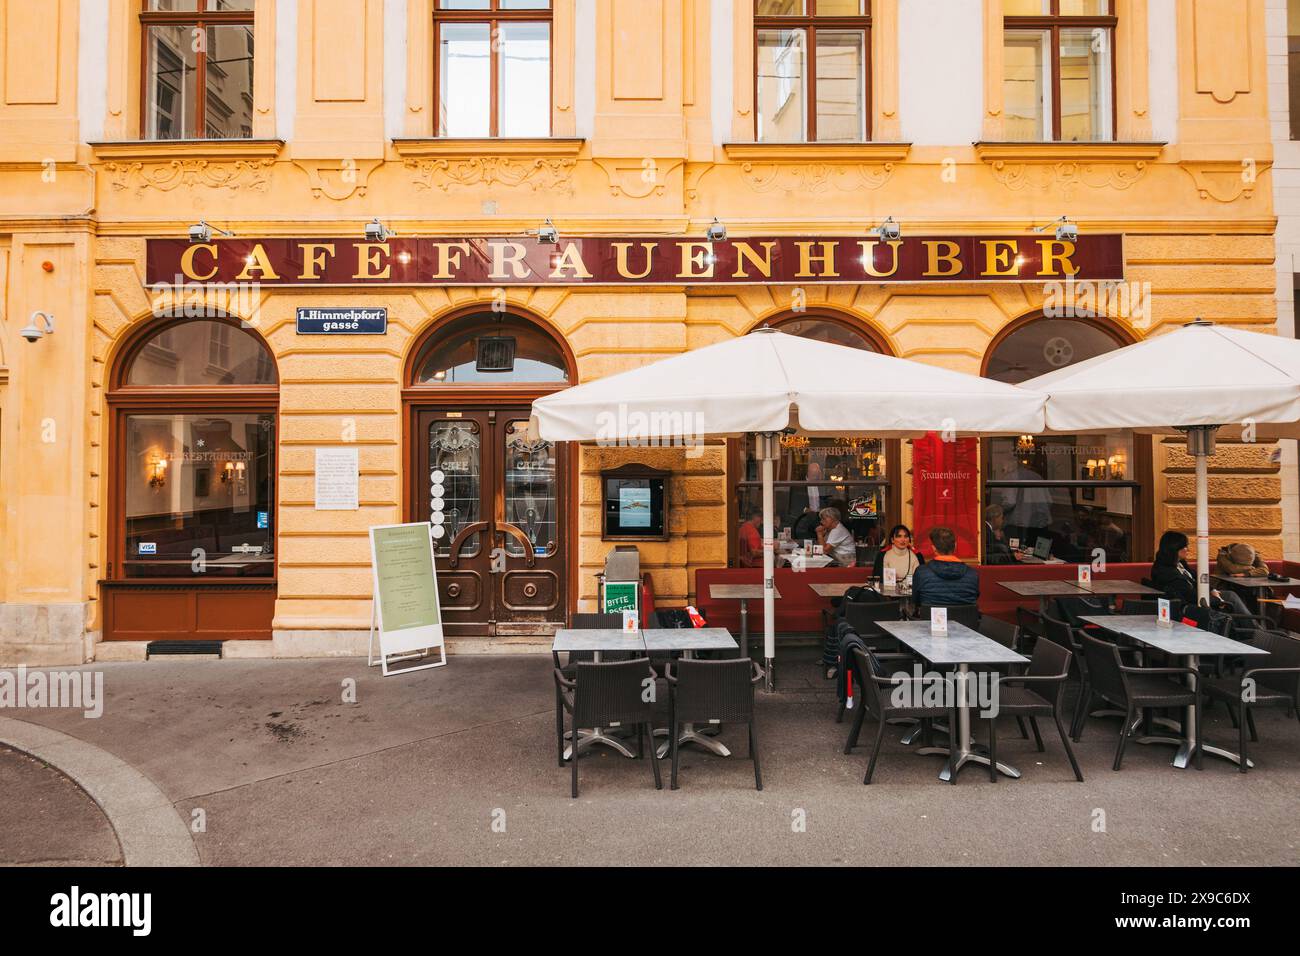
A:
[536, 219, 559, 244]
[705, 217, 727, 242]
[364, 218, 393, 242]
[1034, 216, 1078, 243]
[188, 220, 233, 243]
[870, 216, 901, 241]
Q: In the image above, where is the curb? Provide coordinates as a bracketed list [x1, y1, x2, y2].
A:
[0, 716, 200, 867]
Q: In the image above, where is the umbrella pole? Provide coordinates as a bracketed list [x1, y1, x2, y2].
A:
[756, 433, 778, 692]
[1187, 426, 1216, 606]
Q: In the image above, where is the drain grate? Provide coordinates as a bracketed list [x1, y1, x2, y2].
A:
[146, 640, 224, 658]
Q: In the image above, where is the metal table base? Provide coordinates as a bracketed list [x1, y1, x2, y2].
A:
[916, 663, 1021, 781]
[1131, 654, 1253, 769]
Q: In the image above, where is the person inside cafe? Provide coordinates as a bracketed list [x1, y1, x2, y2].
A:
[815, 506, 857, 567]
[983, 504, 1017, 565]
[1216, 541, 1269, 578]
[788, 460, 829, 541]
[1151, 530, 1252, 615]
[872, 523, 925, 581]
[738, 507, 763, 568]
[911, 526, 980, 607]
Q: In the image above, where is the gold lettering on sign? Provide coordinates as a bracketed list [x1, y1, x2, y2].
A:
[981, 240, 1019, 278]
[299, 242, 336, 280]
[857, 240, 902, 279]
[1037, 240, 1080, 277]
[923, 240, 962, 278]
[181, 243, 218, 281]
[612, 242, 656, 280]
[237, 243, 281, 281]
[795, 241, 839, 278]
[549, 243, 594, 279]
[353, 243, 391, 280]
[489, 241, 531, 280]
[732, 241, 777, 279]
[679, 242, 715, 279]
[430, 242, 470, 279]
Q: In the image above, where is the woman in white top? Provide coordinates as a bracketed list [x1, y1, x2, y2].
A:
[815, 507, 857, 567]
[871, 523, 925, 582]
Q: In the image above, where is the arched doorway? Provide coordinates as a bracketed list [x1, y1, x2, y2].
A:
[104, 316, 278, 641]
[729, 313, 900, 566]
[981, 313, 1152, 564]
[404, 308, 575, 637]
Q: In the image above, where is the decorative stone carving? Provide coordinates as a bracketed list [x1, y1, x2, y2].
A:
[987, 160, 1148, 199]
[104, 159, 274, 197]
[1181, 161, 1267, 203]
[404, 156, 576, 194]
[293, 159, 383, 201]
[739, 162, 895, 194]
[593, 158, 683, 199]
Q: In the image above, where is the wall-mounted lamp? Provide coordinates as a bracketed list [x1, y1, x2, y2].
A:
[536, 219, 559, 244]
[705, 217, 727, 242]
[364, 218, 393, 242]
[189, 221, 234, 243]
[148, 455, 168, 489]
[869, 216, 901, 241]
[19, 311, 55, 344]
[1034, 216, 1078, 243]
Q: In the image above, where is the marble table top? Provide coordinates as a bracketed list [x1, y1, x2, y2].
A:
[877, 620, 1029, 666]
[998, 580, 1088, 596]
[1080, 615, 1270, 657]
[642, 627, 738, 652]
[1076, 579, 1160, 595]
[708, 584, 783, 600]
[552, 629, 646, 653]
[1211, 574, 1300, 589]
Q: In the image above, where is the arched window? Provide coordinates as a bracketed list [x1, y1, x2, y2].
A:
[111, 317, 278, 581]
[982, 316, 1143, 564]
[732, 313, 896, 567]
[411, 312, 571, 385]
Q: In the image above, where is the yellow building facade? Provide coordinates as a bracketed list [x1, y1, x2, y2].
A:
[0, 0, 1286, 665]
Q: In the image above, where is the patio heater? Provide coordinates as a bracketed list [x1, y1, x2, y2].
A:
[754, 431, 780, 691]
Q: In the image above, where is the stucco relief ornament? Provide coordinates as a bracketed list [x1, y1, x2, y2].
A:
[740, 162, 894, 194]
[405, 156, 576, 194]
[988, 160, 1147, 200]
[104, 158, 274, 197]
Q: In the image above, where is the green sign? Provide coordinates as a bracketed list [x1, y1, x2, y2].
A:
[602, 581, 639, 616]
[372, 524, 441, 632]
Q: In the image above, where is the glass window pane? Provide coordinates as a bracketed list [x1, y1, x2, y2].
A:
[815, 0, 865, 15]
[439, 22, 491, 136]
[439, 0, 491, 8]
[814, 29, 865, 142]
[1059, 0, 1111, 15]
[985, 318, 1120, 383]
[504, 420, 556, 557]
[498, 21, 550, 137]
[147, 1, 201, 9]
[499, 0, 552, 8]
[127, 321, 277, 386]
[1003, 0, 1050, 14]
[757, 29, 806, 143]
[431, 420, 482, 558]
[770, 318, 877, 351]
[414, 313, 569, 384]
[756, 0, 805, 14]
[1003, 29, 1050, 141]
[123, 413, 275, 578]
[1059, 26, 1112, 142]
[146, 25, 200, 140]
[208, 0, 256, 10]
[203, 24, 254, 139]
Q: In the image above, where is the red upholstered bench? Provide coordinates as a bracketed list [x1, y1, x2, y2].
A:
[695, 566, 878, 636]
[976, 562, 1157, 624]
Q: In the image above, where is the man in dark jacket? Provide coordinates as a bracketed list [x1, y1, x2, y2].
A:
[912, 526, 980, 607]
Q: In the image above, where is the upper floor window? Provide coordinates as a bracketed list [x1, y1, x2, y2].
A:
[1004, 0, 1115, 142]
[1289, 0, 1300, 139]
[435, 0, 552, 138]
[141, 0, 255, 140]
[755, 1, 870, 143]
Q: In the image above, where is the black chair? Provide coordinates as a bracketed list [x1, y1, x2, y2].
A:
[1116, 598, 1161, 616]
[1201, 630, 1300, 772]
[846, 645, 958, 784]
[554, 660, 662, 797]
[1055, 594, 1113, 628]
[843, 599, 906, 651]
[1080, 633, 1202, 771]
[977, 615, 1019, 653]
[552, 612, 631, 764]
[995, 637, 1084, 781]
[664, 658, 764, 790]
[837, 625, 916, 725]
[916, 603, 980, 630]
[1015, 605, 1045, 651]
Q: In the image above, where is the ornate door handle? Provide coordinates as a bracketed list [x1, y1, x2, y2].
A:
[446, 521, 489, 568]
[496, 522, 537, 568]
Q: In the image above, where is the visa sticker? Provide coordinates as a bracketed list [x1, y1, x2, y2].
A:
[139, 542, 157, 554]
[257, 511, 269, 529]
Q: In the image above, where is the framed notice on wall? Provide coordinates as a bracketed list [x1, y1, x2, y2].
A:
[367, 522, 445, 675]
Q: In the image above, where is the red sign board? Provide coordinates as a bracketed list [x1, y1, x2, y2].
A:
[146, 234, 1125, 287]
[912, 433, 981, 561]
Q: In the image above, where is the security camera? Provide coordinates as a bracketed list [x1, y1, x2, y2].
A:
[537, 219, 559, 244]
[20, 311, 54, 343]
[706, 217, 727, 242]
[364, 218, 392, 242]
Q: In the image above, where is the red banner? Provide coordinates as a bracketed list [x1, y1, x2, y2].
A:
[912, 434, 980, 560]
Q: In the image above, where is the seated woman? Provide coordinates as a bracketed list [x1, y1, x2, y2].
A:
[1151, 530, 1251, 616]
[814, 507, 857, 567]
[871, 523, 925, 582]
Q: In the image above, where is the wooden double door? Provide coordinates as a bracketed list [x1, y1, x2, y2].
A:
[414, 406, 568, 636]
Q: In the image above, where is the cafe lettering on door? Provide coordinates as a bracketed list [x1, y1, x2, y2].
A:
[148, 235, 1124, 287]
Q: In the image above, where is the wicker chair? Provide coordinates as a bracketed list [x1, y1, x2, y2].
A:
[1080, 633, 1202, 771]
[995, 637, 1083, 781]
[1201, 630, 1300, 772]
[1015, 605, 1045, 651]
[663, 658, 764, 790]
[843, 599, 906, 651]
[1054, 594, 1113, 628]
[916, 603, 980, 630]
[552, 612, 631, 766]
[554, 659, 662, 798]
[847, 645, 958, 784]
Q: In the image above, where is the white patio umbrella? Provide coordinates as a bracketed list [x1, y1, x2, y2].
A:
[1021, 319, 1300, 604]
[531, 327, 1047, 686]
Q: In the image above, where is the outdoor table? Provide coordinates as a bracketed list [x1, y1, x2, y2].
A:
[552, 628, 647, 760]
[1211, 574, 1300, 616]
[877, 620, 1029, 781]
[998, 579, 1088, 615]
[1080, 615, 1270, 769]
[645, 627, 740, 758]
[1076, 579, 1160, 597]
[707, 583, 782, 658]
